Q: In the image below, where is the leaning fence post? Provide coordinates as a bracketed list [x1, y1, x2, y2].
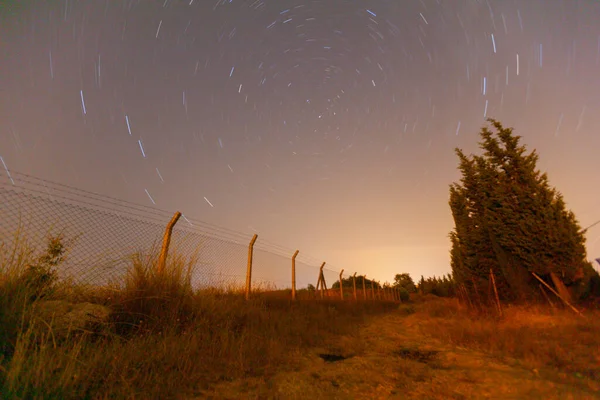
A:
[489, 268, 503, 317]
[316, 270, 321, 293]
[318, 262, 326, 299]
[245, 234, 258, 300]
[352, 273, 357, 301]
[292, 250, 299, 301]
[362, 275, 367, 300]
[339, 269, 344, 300]
[157, 211, 182, 275]
[532, 272, 584, 317]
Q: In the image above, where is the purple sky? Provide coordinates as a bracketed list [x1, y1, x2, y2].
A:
[1, 0, 600, 284]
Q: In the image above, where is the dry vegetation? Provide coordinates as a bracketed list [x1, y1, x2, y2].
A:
[412, 294, 600, 385]
[1, 234, 599, 399]
[206, 295, 600, 399]
[0, 234, 396, 399]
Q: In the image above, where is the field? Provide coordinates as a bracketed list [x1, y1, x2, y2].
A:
[1, 239, 600, 399]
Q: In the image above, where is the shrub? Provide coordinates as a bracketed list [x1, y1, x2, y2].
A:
[19, 235, 65, 301]
[0, 234, 67, 358]
[398, 287, 410, 302]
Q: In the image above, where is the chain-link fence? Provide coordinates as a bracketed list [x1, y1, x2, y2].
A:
[0, 171, 372, 296]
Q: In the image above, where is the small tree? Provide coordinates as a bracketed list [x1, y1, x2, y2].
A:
[393, 273, 416, 293]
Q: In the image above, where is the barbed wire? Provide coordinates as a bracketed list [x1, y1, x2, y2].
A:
[0, 170, 372, 291]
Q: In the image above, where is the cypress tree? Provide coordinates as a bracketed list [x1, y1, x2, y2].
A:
[449, 119, 592, 302]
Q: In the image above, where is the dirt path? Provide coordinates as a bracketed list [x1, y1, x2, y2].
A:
[201, 310, 600, 400]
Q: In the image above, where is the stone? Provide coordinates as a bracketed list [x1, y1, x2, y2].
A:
[32, 300, 111, 339]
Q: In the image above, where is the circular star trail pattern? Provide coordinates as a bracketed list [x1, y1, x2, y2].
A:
[1, 0, 600, 280]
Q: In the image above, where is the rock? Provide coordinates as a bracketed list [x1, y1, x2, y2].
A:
[32, 300, 111, 339]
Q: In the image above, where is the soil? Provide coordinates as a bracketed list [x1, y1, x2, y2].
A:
[195, 307, 600, 400]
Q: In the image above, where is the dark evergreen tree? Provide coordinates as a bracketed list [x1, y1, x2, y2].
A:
[449, 119, 595, 303]
[414, 274, 456, 298]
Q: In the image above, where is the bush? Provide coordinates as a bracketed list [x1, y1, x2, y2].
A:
[398, 287, 410, 302]
[19, 235, 65, 301]
[0, 234, 66, 358]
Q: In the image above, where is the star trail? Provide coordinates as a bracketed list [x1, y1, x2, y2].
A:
[1, 0, 600, 281]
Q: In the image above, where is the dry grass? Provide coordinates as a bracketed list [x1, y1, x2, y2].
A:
[0, 234, 396, 399]
[204, 294, 600, 399]
[3, 232, 599, 399]
[413, 294, 600, 383]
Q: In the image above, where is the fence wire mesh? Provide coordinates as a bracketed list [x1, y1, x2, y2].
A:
[0, 171, 370, 295]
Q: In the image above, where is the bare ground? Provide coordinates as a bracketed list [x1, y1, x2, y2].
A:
[198, 302, 600, 400]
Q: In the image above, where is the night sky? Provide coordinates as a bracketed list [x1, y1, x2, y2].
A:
[2, 0, 600, 283]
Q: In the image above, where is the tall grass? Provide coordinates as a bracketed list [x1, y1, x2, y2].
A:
[413, 295, 600, 384]
[0, 234, 396, 399]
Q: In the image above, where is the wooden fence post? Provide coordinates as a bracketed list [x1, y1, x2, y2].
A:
[339, 269, 344, 300]
[362, 275, 367, 300]
[317, 262, 326, 299]
[316, 268, 321, 295]
[353, 273, 357, 301]
[245, 234, 258, 300]
[157, 211, 182, 275]
[549, 272, 574, 305]
[489, 268, 503, 317]
[532, 272, 584, 317]
[539, 284, 556, 308]
[371, 280, 375, 300]
[291, 250, 299, 301]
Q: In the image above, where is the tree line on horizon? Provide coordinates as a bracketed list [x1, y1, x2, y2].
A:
[325, 272, 456, 300]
